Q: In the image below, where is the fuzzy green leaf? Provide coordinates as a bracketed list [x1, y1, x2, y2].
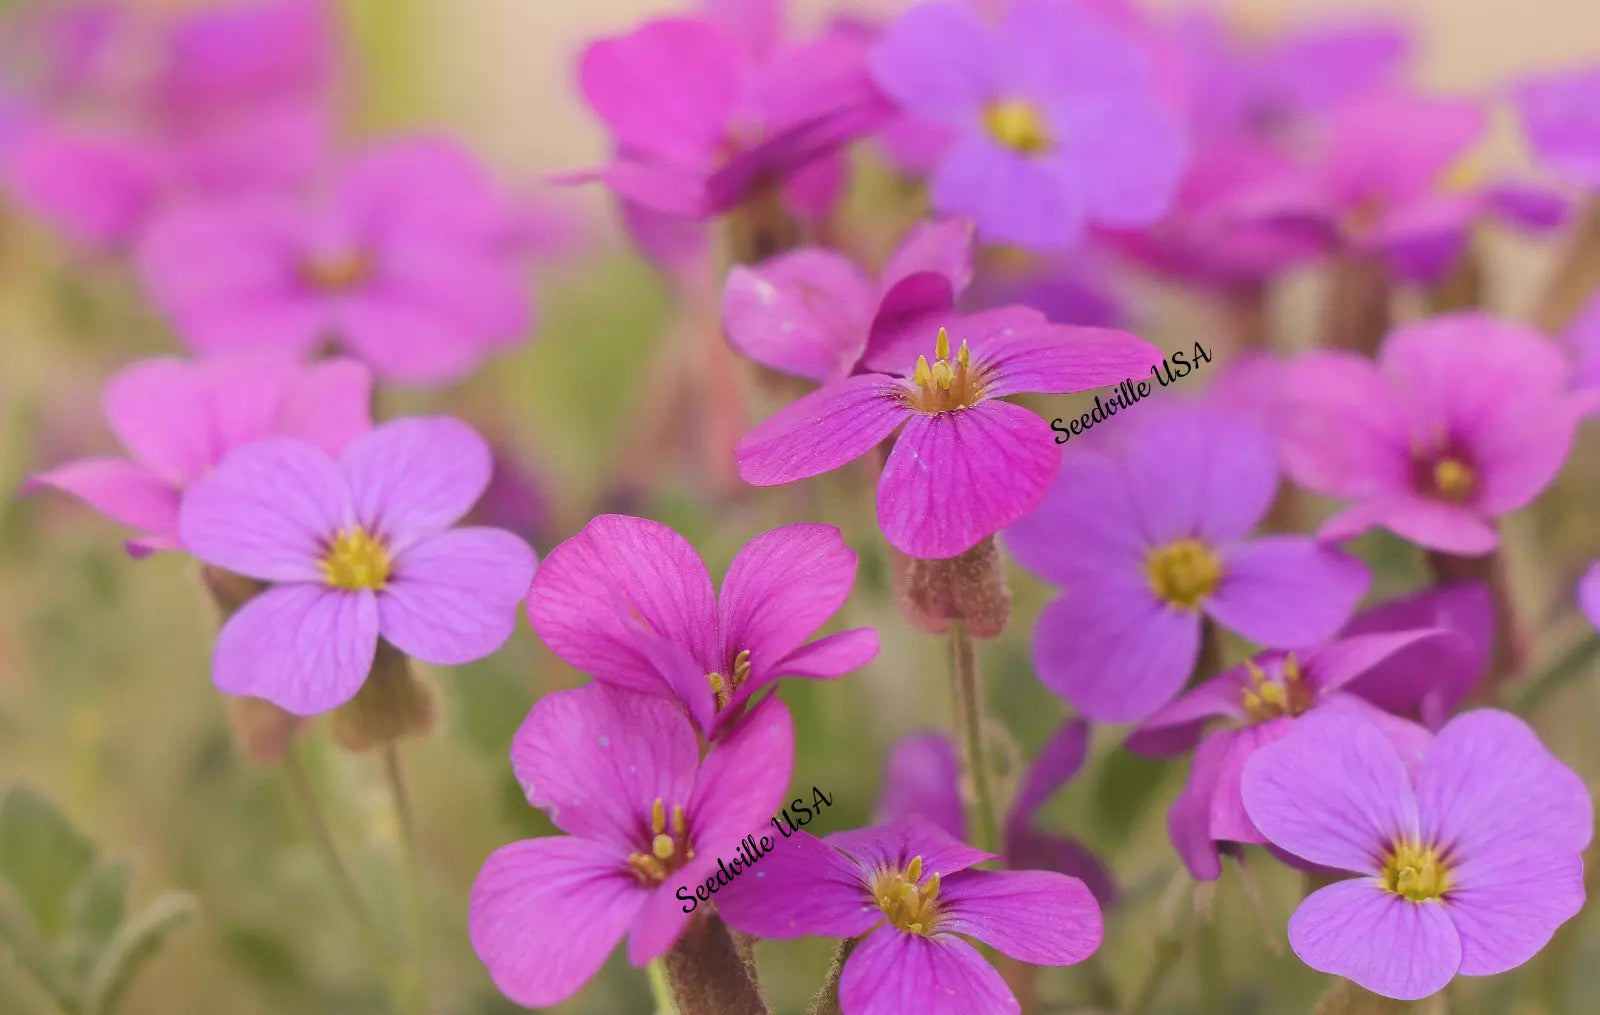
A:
[0, 787, 98, 936]
[82, 891, 197, 1015]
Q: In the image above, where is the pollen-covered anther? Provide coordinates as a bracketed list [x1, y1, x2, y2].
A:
[1430, 456, 1475, 503]
[1381, 840, 1452, 902]
[300, 249, 371, 292]
[872, 855, 944, 935]
[1143, 538, 1222, 610]
[908, 327, 983, 413]
[321, 527, 392, 590]
[983, 98, 1053, 154]
[1241, 653, 1315, 722]
[628, 796, 694, 884]
[707, 650, 752, 712]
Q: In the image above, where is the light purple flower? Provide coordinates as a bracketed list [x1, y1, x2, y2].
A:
[722, 217, 973, 383]
[176, 417, 537, 715]
[1243, 710, 1592, 1000]
[1580, 563, 1600, 633]
[1130, 631, 1453, 881]
[577, 6, 889, 222]
[1514, 64, 1600, 189]
[738, 308, 1162, 559]
[878, 724, 1115, 904]
[26, 352, 370, 557]
[1337, 583, 1494, 729]
[137, 138, 533, 385]
[718, 816, 1102, 1015]
[1568, 291, 1600, 396]
[870, 0, 1185, 250]
[471, 684, 794, 1008]
[1005, 406, 1369, 723]
[1275, 313, 1587, 556]
[525, 515, 878, 737]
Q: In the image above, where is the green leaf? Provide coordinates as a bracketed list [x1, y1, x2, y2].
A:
[82, 891, 197, 1015]
[62, 862, 130, 982]
[0, 873, 77, 1011]
[0, 787, 98, 936]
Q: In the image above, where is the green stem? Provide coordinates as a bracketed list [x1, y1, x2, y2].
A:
[1511, 630, 1600, 716]
[647, 958, 676, 1014]
[807, 937, 859, 1015]
[1126, 938, 1183, 1015]
[381, 740, 427, 1015]
[949, 621, 999, 855]
[281, 747, 387, 957]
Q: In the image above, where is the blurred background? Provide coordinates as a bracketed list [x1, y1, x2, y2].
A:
[3, 1, 1600, 1014]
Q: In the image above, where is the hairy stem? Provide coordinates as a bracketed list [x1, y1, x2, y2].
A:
[382, 740, 428, 1015]
[807, 936, 859, 1015]
[281, 747, 386, 956]
[950, 621, 1000, 854]
[663, 916, 769, 1015]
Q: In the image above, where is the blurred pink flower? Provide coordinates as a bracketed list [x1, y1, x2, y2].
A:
[1514, 64, 1600, 189]
[1581, 563, 1600, 633]
[738, 308, 1161, 559]
[1276, 313, 1587, 556]
[722, 217, 974, 382]
[717, 815, 1102, 1015]
[138, 139, 534, 385]
[177, 417, 536, 715]
[471, 685, 793, 1007]
[525, 515, 877, 737]
[1337, 582, 1494, 729]
[26, 352, 370, 556]
[1244, 710, 1591, 1000]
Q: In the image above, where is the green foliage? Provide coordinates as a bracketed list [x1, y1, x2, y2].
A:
[0, 786, 195, 1015]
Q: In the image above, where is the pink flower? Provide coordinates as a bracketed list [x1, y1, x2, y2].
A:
[737, 308, 1162, 559]
[1514, 64, 1600, 189]
[1276, 313, 1588, 556]
[878, 724, 1116, 904]
[1129, 631, 1454, 881]
[176, 417, 537, 715]
[718, 816, 1102, 1015]
[137, 139, 533, 385]
[1005, 406, 1369, 722]
[577, 3, 889, 222]
[470, 684, 793, 1008]
[1336, 582, 1494, 729]
[26, 352, 370, 557]
[722, 217, 974, 383]
[1243, 710, 1592, 1000]
[525, 515, 877, 737]
[1580, 563, 1600, 633]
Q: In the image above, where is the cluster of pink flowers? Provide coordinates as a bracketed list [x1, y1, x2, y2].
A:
[17, 0, 1600, 1013]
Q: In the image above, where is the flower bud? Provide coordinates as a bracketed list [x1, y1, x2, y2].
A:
[662, 915, 769, 1015]
[329, 641, 437, 752]
[200, 565, 303, 763]
[895, 536, 1012, 639]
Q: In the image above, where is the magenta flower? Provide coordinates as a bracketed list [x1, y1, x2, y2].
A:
[525, 515, 878, 736]
[870, 0, 1185, 250]
[471, 684, 794, 1008]
[1243, 710, 1592, 1000]
[1336, 582, 1493, 729]
[577, 5, 889, 222]
[1514, 64, 1600, 189]
[718, 815, 1101, 1015]
[1130, 631, 1451, 881]
[722, 217, 973, 383]
[1580, 563, 1600, 633]
[26, 352, 370, 557]
[738, 308, 1162, 559]
[1569, 292, 1600, 397]
[176, 417, 536, 715]
[1276, 313, 1587, 556]
[1005, 406, 1369, 723]
[878, 724, 1115, 904]
[137, 139, 532, 385]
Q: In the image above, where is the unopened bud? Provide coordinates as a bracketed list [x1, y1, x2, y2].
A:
[329, 640, 437, 752]
[895, 536, 1012, 639]
[226, 695, 302, 765]
[662, 915, 769, 1015]
[200, 565, 265, 617]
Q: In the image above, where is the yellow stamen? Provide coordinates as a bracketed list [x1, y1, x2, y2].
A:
[1142, 538, 1222, 611]
[905, 329, 983, 413]
[628, 796, 695, 885]
[1381, 841, 1451, 902]
[935, 326, 950, 362]
[652, 833, 676, 861]
[300, 249, 370, 292]
[983, 99, 1053, 154]
[1241, 652, 1315, 722]
[1431, 457, 1474, 503]
[708, 671, 729, 710]
[321, 528, 391, 590]
[872, 855, 943, 935]
[651, 798, 667, 836]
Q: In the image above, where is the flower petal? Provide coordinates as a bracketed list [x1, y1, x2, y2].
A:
[932, 136, 1086, 250]
[579, 18, 740, 164]
[1339, 583, 1493, 727]
[690, 696, 795, 846]
[1032, 587, 1201, 723]
[1129, 668, 1250, 757]
[1003, 448, 1147, 584]
[179, 437, 349, 583]
[878, 400, 1057, 559]
[1581, 563, 1600, 632]
[842, 927, 1018, 1015]
[378, 527, 536, 666]
[1167, 730, 1233, 881]
[524, 514, 718, 691]
[716, 830, 879, 939]
[1241, 712, 1418, 874]
[736, 375, 909, 486]
[1009, 720, 1090, 828]
[25, 459, 180, 543]
[869, 2, 995, 124]
[722, 250, 874, 382]
[511, 684, 699, 847]
[1206, 537, 1369, 647]
[971, 323, 1163, 399]
[720, 524, 859, 678]
[1274, 351, 1411, 499]
[1446, 837, 1586, 977]
[1319, 494, 1500, 556]
[212, 584, 378, 716]
[103, 358, 218, 484]
[340, 417, 491, 550]
[469, 837, 644, 1009]
[1288, 879, 1461, 1001]
[876, 731, 965, 839]
[827, 815, 996, 878]
[880, 217, 975, 296]
[766, 628, 880, 682]
[939, 869, 1102, 965]
[1412, 709, 1593, 858]
[278, 357, 374, 455]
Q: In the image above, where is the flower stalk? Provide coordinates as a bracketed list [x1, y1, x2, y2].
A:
[950, 620, 1000, 855]
[662, 915, 770, 1015]
[806, 936, 859, 1015]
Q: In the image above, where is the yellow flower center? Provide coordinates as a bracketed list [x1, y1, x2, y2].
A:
[627, 798, 695, 884]
[907, 327, 985, 413]
[707, 648, 752, 711]
[1429, 456, 1475, 503]
[1381, 841, 1451, 902]
[321, 527, 392, 590]
[1143, 538, 1223, 610]
[983, 99, 1053, 155]
[300, 249, 371, 292]
[871, 855, 943, 935]
[1240, 653, 1315, 722]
